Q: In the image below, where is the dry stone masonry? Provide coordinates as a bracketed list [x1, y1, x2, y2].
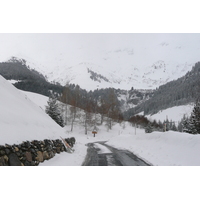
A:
[0, 137, 75, 166]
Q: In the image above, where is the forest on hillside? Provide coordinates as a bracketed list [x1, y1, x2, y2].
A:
[0, 60, 64, 97]
[124, 62, 200, 119]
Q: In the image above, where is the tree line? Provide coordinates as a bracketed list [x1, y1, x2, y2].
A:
[59, 85, 123, 132]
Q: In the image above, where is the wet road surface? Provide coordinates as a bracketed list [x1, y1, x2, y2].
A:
[82, 142, 151, 166]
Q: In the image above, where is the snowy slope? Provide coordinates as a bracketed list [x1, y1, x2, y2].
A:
[20, 90, 49, 111]
[146, 104, 194, 124]
[0, 75, 66, 145]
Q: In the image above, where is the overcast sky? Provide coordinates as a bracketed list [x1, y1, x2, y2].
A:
[1, 33, 200, 69]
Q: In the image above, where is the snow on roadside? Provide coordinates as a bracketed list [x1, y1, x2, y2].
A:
[106, 126, 200, 166]
[93, 143, 112, 154]
[40, 121, 200, 166]
[40, 142, 87, 166]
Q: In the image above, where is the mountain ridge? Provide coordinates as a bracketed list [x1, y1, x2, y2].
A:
[3, 56, 195, 91]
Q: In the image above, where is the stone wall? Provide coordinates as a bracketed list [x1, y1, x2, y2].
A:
[0, 137, 75, 166]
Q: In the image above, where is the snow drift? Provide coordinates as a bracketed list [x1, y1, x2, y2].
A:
[0, 75, 66, 145]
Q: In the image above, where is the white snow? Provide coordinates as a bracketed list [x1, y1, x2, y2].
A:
[93, 143, 112, 154]
[106, 127, 200, 166]
[1, 76, 199, 166]
[146, 104, 194, 124]
[20, 90, 49, 111]
[0, 75, 66, 145]
[40, 122, 200, 166]
[8, 79, 21, 84]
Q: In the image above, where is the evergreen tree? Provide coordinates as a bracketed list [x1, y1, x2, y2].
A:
[188, 115, 198, 134]
[182, 117, 191, 133]
[183, 100, 200, 134]
[45, 94, 64, 127]
[191, 100, 200, 134]
[145, 122, 153, 133]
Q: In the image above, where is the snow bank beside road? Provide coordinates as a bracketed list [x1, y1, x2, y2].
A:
[106, 129, 200, 166]
[40, 142, 87, 166]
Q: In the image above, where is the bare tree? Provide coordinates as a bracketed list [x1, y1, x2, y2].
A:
[106, 89, 121, 130]
[83, 95, 94, 134]
[60, 83, 70, 125]
[70, 99, 76, 132]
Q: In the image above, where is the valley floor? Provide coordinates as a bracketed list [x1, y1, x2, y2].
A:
[40, 122, 200, 166]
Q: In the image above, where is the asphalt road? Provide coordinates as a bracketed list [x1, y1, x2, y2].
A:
[82, 142, 151, 166]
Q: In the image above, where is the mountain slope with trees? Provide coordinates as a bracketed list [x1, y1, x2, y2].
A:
[0, 57, 64, 97]
[124, 62, 200, 119]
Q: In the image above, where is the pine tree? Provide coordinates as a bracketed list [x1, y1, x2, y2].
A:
[60, 83, 70, 125]
[188, 115, 198, 134]
[191, 100, 200, 134]
[45, 94, 64, 127]
[183, 100, 200, 134]
[145, 122, 153, 133]
[182, 117, 191, 133]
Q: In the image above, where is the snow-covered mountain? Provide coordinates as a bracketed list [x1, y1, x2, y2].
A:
[5, 55, 194, 91]
[1, 34, 200, 91]
[44, 61, 193, 90]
